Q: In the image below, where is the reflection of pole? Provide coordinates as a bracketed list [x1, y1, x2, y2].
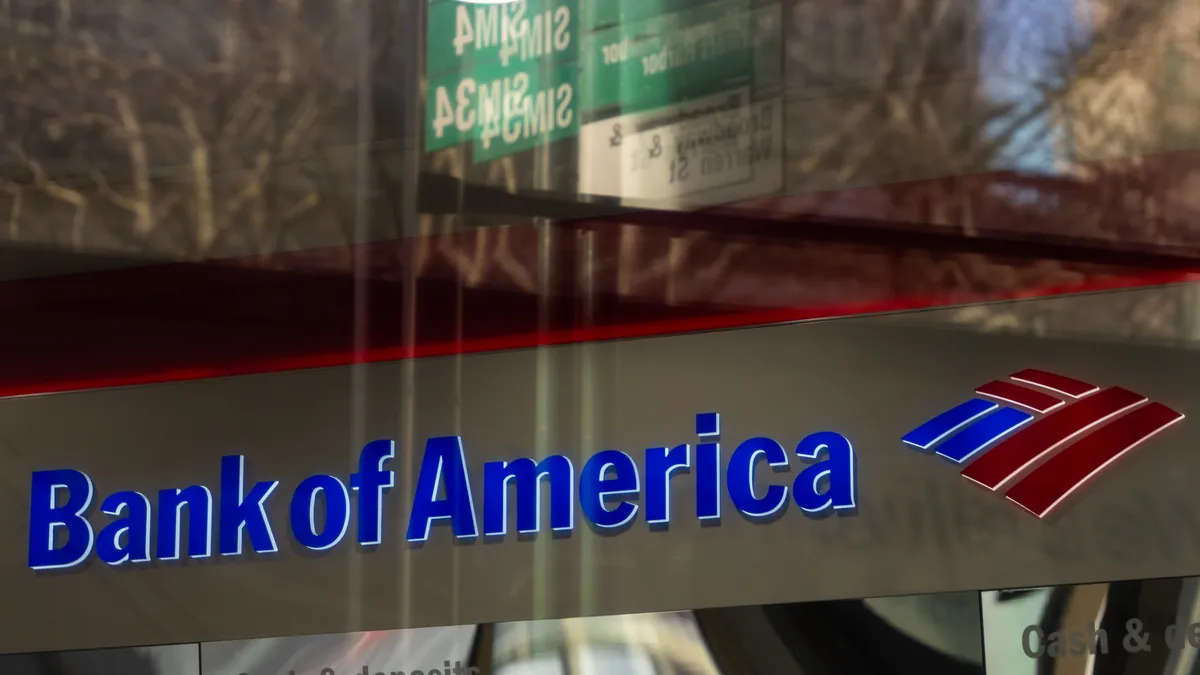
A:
[348, 0, 377, 628]
[577, 225, 597, 619]
[400, 0, 426, 632]
[403, 1, 423, 240]
[533, 37, 560, 620]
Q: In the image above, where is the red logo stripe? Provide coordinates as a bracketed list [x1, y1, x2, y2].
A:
[1010, 369, 1099, 398]
[1005, 402, 1185, 517]
[960, 387, 1146, 490]
[976, 380, 1065, 413]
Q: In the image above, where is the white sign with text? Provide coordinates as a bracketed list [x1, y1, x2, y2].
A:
[578, 88, 782, 209]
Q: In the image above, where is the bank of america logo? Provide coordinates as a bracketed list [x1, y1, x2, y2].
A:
[902, 369, 1185, 518]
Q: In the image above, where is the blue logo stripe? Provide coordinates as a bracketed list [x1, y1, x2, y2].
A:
[902, 398, 998, 450]
[935, 406, 1034, 464]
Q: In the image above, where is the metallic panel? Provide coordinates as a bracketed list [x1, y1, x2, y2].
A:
[3, 298, 1200, 653]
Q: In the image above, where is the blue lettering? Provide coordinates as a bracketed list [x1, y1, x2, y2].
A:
[157, 485, 213, 560]
[696, 412, 721, 520]
[482, 455, 574, 536]
[97, 491, 152, 565]
[25, 413, 861, 568]
[407, 436, 478, 542]
[290, 474, 350, 551]
[218, 455, 280, 555]
[580, 450, 639, 529]
[793, 431, 857, 513]
[350, 440, 395, 546]
[645, 444, 690, 524]
[728, 437, 789, 518]
[28, 469, 95, 570]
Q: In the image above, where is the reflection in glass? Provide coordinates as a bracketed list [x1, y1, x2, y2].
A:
[0, 644, 199, 675]
[482, 591, 983, 674]
[983, 577, 1200, 674]
[201, 626, 476, 675]
[0, 591, 985, 675]
[490, 612, 720, 675]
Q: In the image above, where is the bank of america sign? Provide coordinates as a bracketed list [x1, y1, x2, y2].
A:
[904, 369, 1184, 518]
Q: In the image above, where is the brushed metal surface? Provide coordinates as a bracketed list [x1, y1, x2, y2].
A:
[3, 296, 1200, 653]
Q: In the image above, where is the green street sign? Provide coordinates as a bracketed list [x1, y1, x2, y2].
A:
[424, 0, 776, 164]
[427, 58, 580, 160]
[582, 0, 729, 32]
[426, 0, 581, 160]
[426, 0, 579, 78]
[583, 0, 756, 116]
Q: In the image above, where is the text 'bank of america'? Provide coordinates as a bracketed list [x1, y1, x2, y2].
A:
[27, 412, 857, 569]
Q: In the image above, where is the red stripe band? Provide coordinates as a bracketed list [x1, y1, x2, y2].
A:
[960, 387, 1147, 490]
[1010, 369, 1099, 398]
[975, 380, 1065, 413]
[1006, 402, 1185, 517]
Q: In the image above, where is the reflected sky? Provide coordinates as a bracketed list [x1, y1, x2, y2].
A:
[981, 0, 1084, 174]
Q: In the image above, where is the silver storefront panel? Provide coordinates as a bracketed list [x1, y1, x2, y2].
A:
[4, 293, 1200, 653]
